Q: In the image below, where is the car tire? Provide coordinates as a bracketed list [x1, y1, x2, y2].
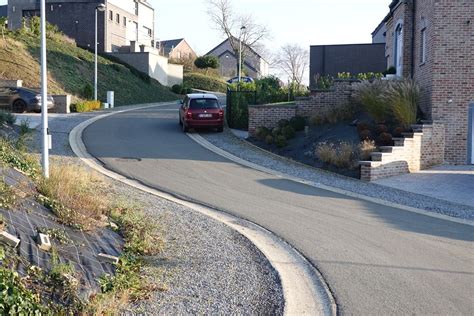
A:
[182, 122, 189, 133]
[217, 126, 224, 133]
[179, 113, 183, 125]
[12, 99, 27, 113]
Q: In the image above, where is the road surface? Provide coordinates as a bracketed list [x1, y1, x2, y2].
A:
[83, 104, 474, 315]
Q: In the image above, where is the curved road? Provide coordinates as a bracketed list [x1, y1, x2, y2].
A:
[83, 104, 474, 315]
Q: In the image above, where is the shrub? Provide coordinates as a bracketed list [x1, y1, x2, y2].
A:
[376, 132, 393, 146]
[353, 80, 390, 123]
[81, 83, 94, 100]
[290, 116, 306, 131]
[313, 73, 333, 90]
[310, 114, 325, 126]
[315, 142, 357, 168]
[183, 73, 227, 93]
[72, 100, 101, 113]
[359, 129, 372, 140]
[281, 125, 296, 140]
[277, 119, 290, 129]
[357, 122, 370, 133]
[376, 124, 388, 134]
[393, 127, 406, 137]
[194, 56, 220, 73]
[385, 79, 420, 128]
[265, 135, 274, 145]
[383, 66, 397, 75]
[255, 127, 270, 140]
[272, 127, 281, 137]
[171, 84, 182, 94]
[0, 178, 17, 209]
[358, 140, 376, 160]
[0, 111, 16, 125]
[275, 135, 287, 148]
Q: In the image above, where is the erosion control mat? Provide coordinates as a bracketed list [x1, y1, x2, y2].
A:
[0, 167, 123, 300]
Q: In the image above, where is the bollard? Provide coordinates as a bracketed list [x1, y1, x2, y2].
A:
[107, 91, 114, 108]
[103, 103, 109, 109]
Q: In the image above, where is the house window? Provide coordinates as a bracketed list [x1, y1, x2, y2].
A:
[134, 2, 139, 15]
[420, 27, 427, 64]
[116, 13, 120, 24]
[143, 26, 152, 37]
[394, 23, 403, 76]
[123, 17, 127, 26]
[109, 10, 113, 21]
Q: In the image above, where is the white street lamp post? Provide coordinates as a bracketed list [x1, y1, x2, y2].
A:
[238, 26, 246, 84]
[94, 4, 106, 101]
[40, 0, 49, 177]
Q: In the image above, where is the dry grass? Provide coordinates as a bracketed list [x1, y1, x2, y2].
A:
[358, 140, 376, 160]
[315, 142, 358, 169]
[353, 80, 390, 123]
[36, 163, 110, 230]
[385, 79, 420, 128]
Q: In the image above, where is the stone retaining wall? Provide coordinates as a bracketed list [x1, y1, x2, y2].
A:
[248, 104, 296, 135]
[360, 122, 445, 181]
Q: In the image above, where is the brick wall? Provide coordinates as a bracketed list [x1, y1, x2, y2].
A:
[360, 122, 445, 181]
[296, 80, 358, 117]
[248, 105, 297, 136]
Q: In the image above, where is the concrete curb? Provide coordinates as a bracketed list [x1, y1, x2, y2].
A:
[69, 103, 337, 316]
[188, 133, 474, 227]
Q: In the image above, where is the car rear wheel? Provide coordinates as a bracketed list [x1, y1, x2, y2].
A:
[178, 113, 183, 125]
[182, 122, 189, 133]
[217, 126, 224, 133]
[12, 99, 26, 113]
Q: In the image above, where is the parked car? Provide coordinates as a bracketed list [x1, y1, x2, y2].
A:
[226, 76, 254, 84]
[179, 93, 224, 133]
[0, 87, 55, 113]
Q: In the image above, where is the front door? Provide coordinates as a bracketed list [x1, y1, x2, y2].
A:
[469, 103, 474, 164]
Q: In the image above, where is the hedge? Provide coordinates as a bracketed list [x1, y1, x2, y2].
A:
[71, 100, 101, 113]
[183, 73, 227, 93]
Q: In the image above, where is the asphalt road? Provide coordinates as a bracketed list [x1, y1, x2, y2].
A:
[83, 104, 474, 315]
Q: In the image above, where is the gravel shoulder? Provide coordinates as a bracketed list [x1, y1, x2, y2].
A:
[199, 129, 474, 221]
[28, 106, 284, 314]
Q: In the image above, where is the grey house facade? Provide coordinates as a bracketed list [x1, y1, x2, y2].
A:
[7, 0, 155, 53]
[0, 5, 7, 18]
[309, 43, 386, 85]
[206, 39, 269, 79]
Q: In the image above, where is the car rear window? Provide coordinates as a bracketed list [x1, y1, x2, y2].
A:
[189, 99, 219, 109]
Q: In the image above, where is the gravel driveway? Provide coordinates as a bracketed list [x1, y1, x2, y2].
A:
[27, 106, 284, 314]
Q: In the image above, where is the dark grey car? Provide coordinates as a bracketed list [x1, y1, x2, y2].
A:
[0, 87, 55, 113]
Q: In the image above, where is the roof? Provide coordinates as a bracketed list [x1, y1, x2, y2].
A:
[206, 37, 267, 63]
[0, 5, 7, 17]
[186, 93, 219, 100]
[216, 49, 258, 73]
[371, 0, 398, 36]
[158, 38, 184, 55]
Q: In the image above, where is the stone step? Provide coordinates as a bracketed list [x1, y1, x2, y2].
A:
[370, 152, 392, 161]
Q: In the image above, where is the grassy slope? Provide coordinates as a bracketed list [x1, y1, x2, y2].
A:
[0, 34, 178, 106]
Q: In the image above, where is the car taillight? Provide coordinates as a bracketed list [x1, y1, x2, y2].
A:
[186, 111, 192, 119]
[218, 109, 224, 117]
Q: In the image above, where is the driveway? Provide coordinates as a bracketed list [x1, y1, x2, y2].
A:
[82, 104, 474, 315]
[375, 165, 474, 208]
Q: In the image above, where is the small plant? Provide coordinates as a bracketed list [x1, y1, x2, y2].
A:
[277, 119, 290, 129]
[171, 84, 182, 94]
[265, 135, 274, 145]
[275, 135, 288, 148]
[383, 66, 397, 75]
[375, 124, 388, 134]
[353, 80, 390, 123]
[71, 100, 101, 113]
[271, 127, 281, 137]
[49, 249, 75, 281]
[194, 56, 220, 75]
[0, 138, 39, 178]
[0, 178, 17, 210]
[377, 132, 393, 146]
[19, 119, 31, 136]
[0, 214, 6, 230]
[316, 142, 357, 168]
[313, 73, 333, 90]
[385, 79, 420, 128]
[310, 114, 325, 126]
[37, 227, 73, 245]
[255, 127, 270, 140]
[281, 125, 296, 140]
[0, 111, 16, 125]
[359, 129, 372, 141]
[357, 122, 370, 133]
[289, 116, 306, 131]
[81, 83, 94, 99]
[358, 140, 376, 160]
[393, 127, 406, 137]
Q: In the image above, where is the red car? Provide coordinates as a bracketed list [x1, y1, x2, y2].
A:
[179, 93, 224, 133]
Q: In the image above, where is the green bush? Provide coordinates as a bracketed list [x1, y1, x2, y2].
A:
[194, 56, 220, 72]
[183, 73, 227, 93]
[71, 100, 101, 113]
[277, 119, 290, 129]
[275, 135, 288, 148]
[81, 83, 94, 99]
[227, 91, 250, 129]
[290, 116, 306, 131]
[386, 79, 420, 128]
[281, 125, 296, 140]
[171, 84, 182, 94]
[255, 127, 270, 140]
[0, 111, 16, 125]
[272, 127, 281, 137]
[265, 135, 274, 144]
[353, 80, 390, 123]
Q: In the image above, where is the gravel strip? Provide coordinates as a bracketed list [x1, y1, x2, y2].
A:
[199, 129, 474, 221]
[29, 106, 284, 314]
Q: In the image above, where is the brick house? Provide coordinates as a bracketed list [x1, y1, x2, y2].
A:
[380, 0, 473, 164]
[206, 38, 269, 79]
[158, 38, 197, 61]
[7, 0, 155, 53]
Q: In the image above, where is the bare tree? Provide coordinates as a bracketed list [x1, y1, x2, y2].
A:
[276, 44, 309, 86]
[207, 0, 270, 72]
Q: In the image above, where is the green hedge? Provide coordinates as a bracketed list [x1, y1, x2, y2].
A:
[183, 73, 227, 93]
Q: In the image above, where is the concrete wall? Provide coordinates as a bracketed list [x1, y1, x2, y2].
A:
[360, 122, 445, 181]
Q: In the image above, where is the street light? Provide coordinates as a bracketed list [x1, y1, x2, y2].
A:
[94, 3, 106, 101]
[40, 0, 48, 177]
[238, 25, 246, 84]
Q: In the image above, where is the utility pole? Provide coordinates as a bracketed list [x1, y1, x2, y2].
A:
[238, 25, 246, 84]
[40, 0, 49, 177]
[94, 4, 106, 101]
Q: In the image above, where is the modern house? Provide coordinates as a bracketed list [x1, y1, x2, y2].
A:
[158, 38, 197, 61]
[6, 0, 182, 87]
[206, 38, 269, 79]
[309, 43, 386, 84]
[379, 0, 473, 164]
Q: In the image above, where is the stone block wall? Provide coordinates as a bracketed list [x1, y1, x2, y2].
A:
[248, 104, 296, 136]
[296, 80, 358, 117]
[360, 122, 445, 181]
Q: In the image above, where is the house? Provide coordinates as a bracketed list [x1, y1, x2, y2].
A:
[158, 38, 197, 61]
[6, 0, 183, 87]
[0, 5, 7, 18]
[7, 0, 155, 53]
[206, 38, 269, 79]
[380, 0, 473, 164]
[371, 20, 387, 44]
[309, 43, 386, 84]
